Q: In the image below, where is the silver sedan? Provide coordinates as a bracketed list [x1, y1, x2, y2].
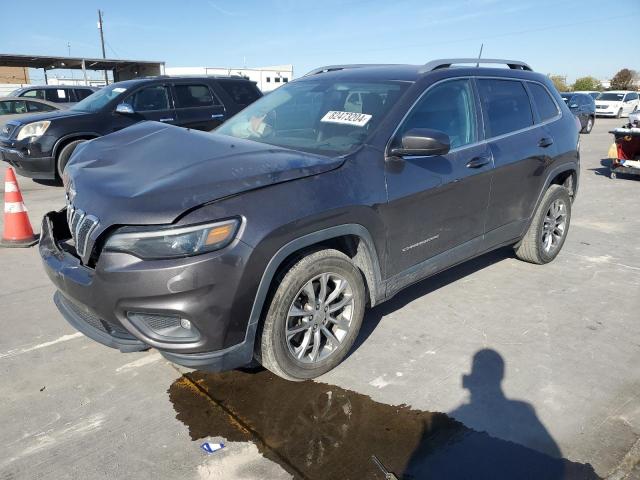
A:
[0, 97, 62, 127]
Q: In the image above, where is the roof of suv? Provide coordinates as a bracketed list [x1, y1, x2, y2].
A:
[301, 58, 537, 83]
[123, 75, 255, 85]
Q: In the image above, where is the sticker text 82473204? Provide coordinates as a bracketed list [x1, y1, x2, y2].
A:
[320, 111, 372, 127]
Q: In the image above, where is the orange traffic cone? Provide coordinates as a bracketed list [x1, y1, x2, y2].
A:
[1, 167, 38, 247]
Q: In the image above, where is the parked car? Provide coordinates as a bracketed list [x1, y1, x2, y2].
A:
[560, 92, 595, 133]
[574, 90, 601, 100]
[0, 75, 262, 180]
[0, 97, 61, 127]
[595, 91, 640, 118]
[10, 85, 99, 106]
[40, 59, 579, 381]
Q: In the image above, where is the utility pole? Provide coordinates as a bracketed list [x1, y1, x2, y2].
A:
[97, 9, 108, 85]
[68, 42, 74, 80]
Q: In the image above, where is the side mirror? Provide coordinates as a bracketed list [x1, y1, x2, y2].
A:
[115, 103, 134, 114]
[390, 128, 451, 157]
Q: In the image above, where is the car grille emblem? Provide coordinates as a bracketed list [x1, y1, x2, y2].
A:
[66, 195, 99, 259]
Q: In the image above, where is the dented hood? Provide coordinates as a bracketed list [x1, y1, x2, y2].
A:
[65, 121, 343, 226]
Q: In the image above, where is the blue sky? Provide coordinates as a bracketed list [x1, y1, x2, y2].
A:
[2, 0, 639, 83]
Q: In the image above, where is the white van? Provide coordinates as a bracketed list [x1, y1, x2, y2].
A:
[595, 91, 639, 118]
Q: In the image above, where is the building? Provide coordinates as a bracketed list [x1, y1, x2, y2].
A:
[0, 66, 29, 84]
[165, 65, 293, 92]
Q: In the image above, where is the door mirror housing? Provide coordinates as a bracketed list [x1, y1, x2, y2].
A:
[115, 103, 134, 114]
[390, 128, 451, 157]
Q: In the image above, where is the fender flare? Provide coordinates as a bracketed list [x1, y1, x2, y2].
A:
[524, 161, 578, 233]
[247, 224, 384, 330]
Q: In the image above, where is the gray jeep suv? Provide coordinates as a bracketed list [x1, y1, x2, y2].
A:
[40, 59, 579, 381]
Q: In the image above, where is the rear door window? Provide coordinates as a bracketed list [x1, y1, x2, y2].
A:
[27, 101, 56, 112]
[218, 81, 261, 106]
[130, 85, 171, 111]
[477, 79, 533, 137]
[174, 84, 220, 108]
[527, 82, 559, 121]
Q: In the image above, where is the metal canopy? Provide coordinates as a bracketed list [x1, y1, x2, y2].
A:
[0, 53, 164, 82]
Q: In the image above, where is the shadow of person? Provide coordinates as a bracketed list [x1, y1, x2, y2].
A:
[449, 349, 560, 458]
[402, 349, 599, 480]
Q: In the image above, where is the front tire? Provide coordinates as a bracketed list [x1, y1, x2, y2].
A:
[255, 249, 365, 381]
[616, 108, 623, 119]
[515, 185, 572, 265]
[56, 139, 86, 180]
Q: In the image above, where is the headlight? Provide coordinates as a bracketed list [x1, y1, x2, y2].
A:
[16, 121, 51, 141]
[104, 219, 240, 259]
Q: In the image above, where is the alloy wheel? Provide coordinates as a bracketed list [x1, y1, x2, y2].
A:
[286, 273, 354, 364]
[541, 199, 567, 254]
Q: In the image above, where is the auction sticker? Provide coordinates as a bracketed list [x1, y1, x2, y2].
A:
[320, 111, 372, 127]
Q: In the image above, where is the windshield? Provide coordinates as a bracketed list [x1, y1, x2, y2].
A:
[598, 93, 624, 102]
[71, 84, 128, 112]
[216, 79, 408, 155]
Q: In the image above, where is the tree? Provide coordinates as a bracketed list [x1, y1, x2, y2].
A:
[548, 75, 569, 92]
[610, 69, 637, 90]
[572, 76, 602, 92]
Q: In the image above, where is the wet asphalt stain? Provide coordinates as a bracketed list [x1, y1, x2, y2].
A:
[168, 368, 600, 480]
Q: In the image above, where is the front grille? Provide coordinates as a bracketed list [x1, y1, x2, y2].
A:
[62, 296, 134, 339]
[1, 123, 16, 137]
[66, 206, 99, 259]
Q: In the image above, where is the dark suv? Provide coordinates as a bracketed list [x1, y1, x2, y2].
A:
[560, 92, 595, 134]
[0, 76, 261, 180]
[39, 59, 579, 381]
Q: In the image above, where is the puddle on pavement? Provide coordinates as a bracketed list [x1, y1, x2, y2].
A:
[169, 369, 599, 480]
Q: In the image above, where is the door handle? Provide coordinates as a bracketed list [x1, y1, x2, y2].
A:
[466, 156, 491, 169]
[538, 137, 554, 148]
[211, 113, 225, 119]
[159, 117, 174, 122]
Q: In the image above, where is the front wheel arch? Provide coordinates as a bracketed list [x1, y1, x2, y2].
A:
[247, 226, 384, 339]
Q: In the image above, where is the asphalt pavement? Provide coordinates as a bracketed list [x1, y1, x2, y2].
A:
[0, 117, 638, 479]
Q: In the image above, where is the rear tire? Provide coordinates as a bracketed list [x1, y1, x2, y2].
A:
[515, 185, 572, 265]
[56, 139, 86, 180]
[255, 249, 365, 381]
[581, 116, 594, 134]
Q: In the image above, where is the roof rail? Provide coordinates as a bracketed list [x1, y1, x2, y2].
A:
[420, 58, 532, 73]
[304, 64, 396, 76]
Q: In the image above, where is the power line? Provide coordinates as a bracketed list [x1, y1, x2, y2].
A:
[300, 12, 640, 58]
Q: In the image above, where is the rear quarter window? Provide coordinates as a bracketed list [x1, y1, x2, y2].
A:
[477, 79, 533, 137]
[218, 81, 261, 106]
[527, 83, 559, 121]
